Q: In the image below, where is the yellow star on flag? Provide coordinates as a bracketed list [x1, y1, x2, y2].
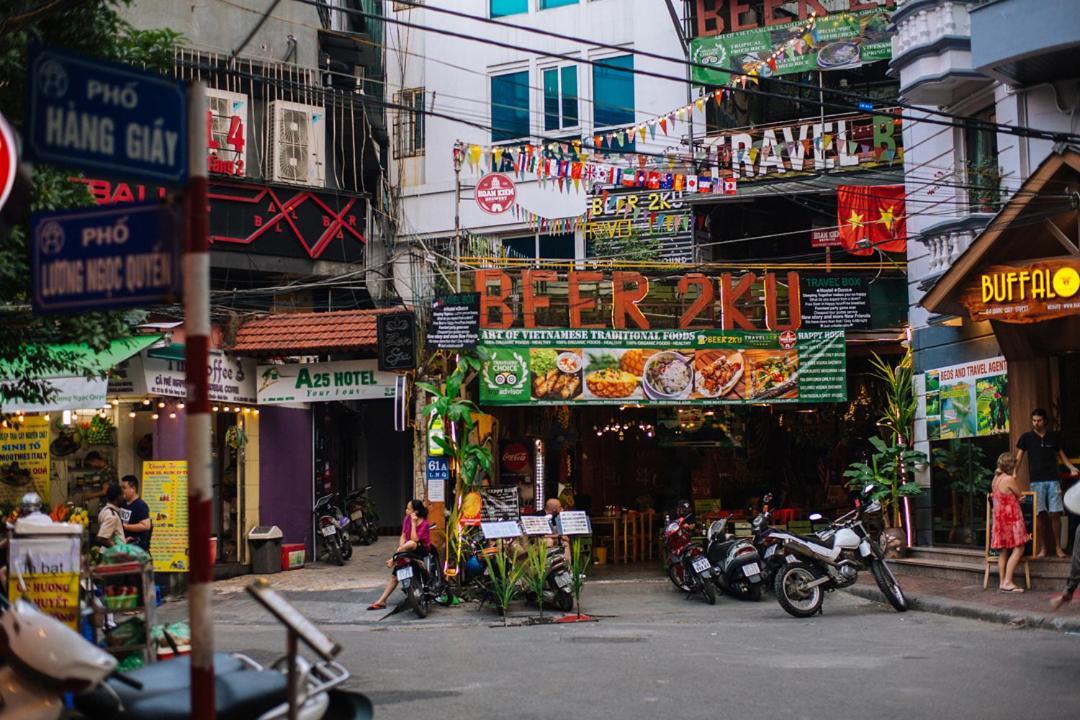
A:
[846, 209, 865, 229]
[878, 205, 896, 230]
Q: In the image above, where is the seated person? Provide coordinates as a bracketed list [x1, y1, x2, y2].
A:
[368, 499, 431, 610]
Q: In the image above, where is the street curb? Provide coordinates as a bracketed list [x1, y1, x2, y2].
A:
[844, 585, 1080, 634]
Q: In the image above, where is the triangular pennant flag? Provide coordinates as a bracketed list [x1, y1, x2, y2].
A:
[823, 134, 833, 150]
[659, 117, 668, 134]
[696, 97, 705, 113]
[639, 125, 646, 142]
[767, 56, 777, 72]
[648, 122, 657, 140]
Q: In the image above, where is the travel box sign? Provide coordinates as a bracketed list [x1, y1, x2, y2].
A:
[479, 328, 846, 406]
[257, 359, 397, 404]
[26, 44, 187, 183]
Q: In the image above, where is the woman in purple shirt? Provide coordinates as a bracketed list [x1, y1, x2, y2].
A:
[368, 499, 431, 610]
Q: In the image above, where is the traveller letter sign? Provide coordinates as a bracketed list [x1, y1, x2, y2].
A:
[31, 201, 180, 314]
[26, 44, 188, 183]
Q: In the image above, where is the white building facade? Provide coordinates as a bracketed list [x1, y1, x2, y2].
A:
[384, 0, 692, 302]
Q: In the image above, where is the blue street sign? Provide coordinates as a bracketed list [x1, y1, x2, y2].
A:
[426, 457, 450, 482]
[26, 44, 187, 183]
[31, 202, 181, 314]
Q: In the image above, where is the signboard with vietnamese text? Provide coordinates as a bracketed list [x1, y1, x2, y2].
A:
[429, 293, 481, 350]
[8, 534, 81, 628]
[924, 357, 1009, 441]
[26, 44, 187, 183]
[960, 258, 1080, 324]
[31, 202, 181, 314]
[142, 350, 256, 404]
[143, 460, 189, 572]
[0, 416, 51, 506]
[479, 328, 846, 406]
[800, 275, 871, 330]
[257, 359, 397, 404]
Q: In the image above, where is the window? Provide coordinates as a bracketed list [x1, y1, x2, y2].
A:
[964, 107, 1000, 212]
[592, 54, 635, 130]
[543, 66, 578, 132]
[394, 88, 425, 157]
[540, 0, 578, 8]
[491, 0, 528, 17]
[491, 71, 530, 142]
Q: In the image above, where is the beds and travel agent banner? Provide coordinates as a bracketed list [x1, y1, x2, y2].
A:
[690, 9, 893, 86]
[923, 356, 1009, 441]
[478, 329, 846, 406]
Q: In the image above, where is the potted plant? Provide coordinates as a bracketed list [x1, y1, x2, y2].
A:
[483, 543, 524, 626]
[844, 351, 926, 556]
[522, 538, 552, 622]
[967, 162, 1003, 213]
[933, 440, 993, 545]
[567, 536, 592, 621]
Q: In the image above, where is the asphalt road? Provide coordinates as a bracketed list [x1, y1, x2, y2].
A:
[167, 574, 1080, 720]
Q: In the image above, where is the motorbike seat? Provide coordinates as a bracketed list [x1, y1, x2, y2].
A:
[793, 531, 836, 548]
[74, 653, 289, 720]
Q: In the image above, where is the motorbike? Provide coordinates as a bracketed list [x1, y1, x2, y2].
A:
[748, 493, 783, 591]
[767, 487, 908, 618]
[0, 584, 372, 720]
[345, 486, 379, 546]
[663, 514, 717, 605]
[705, 517, 764, 601]
[313, 493, 351, 566]
[392, 546, 446, 618]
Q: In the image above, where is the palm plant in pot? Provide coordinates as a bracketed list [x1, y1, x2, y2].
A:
[844, 351, 926, 557]
[933, 440, 993, 546]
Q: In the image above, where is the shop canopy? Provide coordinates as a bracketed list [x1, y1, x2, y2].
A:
[232, 308, 401, 356]
[1, 335, 162, 412]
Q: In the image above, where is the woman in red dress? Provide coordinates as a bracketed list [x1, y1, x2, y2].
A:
[991, 453, 1029, 592]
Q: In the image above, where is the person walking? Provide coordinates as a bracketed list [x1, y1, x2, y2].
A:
[990, 453, 1029, 593]
[1049, 482, 1080, 610]
[1016, 408, 1078, 558]
[367, 499, 431, 611]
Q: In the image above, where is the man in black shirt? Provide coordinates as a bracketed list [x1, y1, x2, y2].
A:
[1016, 408, 1078, 558]
[119, 475, 152, 553]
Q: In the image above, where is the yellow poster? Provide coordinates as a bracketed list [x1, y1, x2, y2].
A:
[8, 536, 82, 629]
[143, 460, 189, 573]
[0, 416, 51, 506]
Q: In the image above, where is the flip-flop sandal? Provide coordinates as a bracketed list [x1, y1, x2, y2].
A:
[999, 587, 1025, 593]
[367, 603, 386, 610]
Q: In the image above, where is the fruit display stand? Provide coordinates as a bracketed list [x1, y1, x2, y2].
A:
[88, 559, 157, 665]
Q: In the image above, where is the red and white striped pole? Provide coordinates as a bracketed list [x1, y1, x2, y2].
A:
[184, 80, 215, 719]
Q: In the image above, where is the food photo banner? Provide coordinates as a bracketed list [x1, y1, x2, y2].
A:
[690, 9, 893, 86]
[478, 329, 845, 406]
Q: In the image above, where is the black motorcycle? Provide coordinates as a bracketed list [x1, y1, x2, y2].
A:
[392, 547, 446, 618]
[346, 485, 380, 545]
[313, 492, 351, 566]
[523, 544, 575, 613]
[705, 517, 764, 601]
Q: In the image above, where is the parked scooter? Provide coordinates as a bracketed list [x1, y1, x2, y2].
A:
[767, 486, 908, 618]
[313, 493, 351, 566]
[345, 486, 379, 545]
[749, 493, 783, 591]
[521, 543, 574, 613]
[663, 510, 717, 605]
[391, 547, 446, 618]
[705, 517, 764, 601]
[0, 586, 372, 719]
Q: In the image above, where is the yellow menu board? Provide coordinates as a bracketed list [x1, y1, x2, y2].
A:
[0, 416, 51, 505]
[142, 460, 189, 573]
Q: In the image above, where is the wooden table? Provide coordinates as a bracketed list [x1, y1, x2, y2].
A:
[590, 515, 621, 563]
[590, 513, 644, 564]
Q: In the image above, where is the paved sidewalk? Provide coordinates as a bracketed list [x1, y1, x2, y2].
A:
[847, 573, 1080, 633]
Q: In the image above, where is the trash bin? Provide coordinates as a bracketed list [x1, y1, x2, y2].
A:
[248, 526, 283, 574]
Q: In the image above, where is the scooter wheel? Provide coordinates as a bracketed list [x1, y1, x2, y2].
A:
[702, 578, 717, 605]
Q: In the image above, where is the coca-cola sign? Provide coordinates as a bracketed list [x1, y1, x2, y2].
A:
[501, 442, 529, 473]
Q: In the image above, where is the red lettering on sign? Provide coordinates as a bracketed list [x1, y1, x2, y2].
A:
[522, 270, 556, 329]
[612, 271, 650, 330]
[476, 269, 513, 329]
[720, 272, 757, 330]
[764, 272, 802, 331]
[677, 274, 714, 328]
[568, 271, 604, 329]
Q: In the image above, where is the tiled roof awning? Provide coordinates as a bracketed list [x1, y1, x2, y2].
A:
[232, 308, 405, 355]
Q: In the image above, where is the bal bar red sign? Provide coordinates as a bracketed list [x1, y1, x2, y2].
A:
[0, 113, 17, 214]
[475, 173, 516, 215]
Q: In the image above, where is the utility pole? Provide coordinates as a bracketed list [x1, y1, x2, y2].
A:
[453, 140, 464, 291]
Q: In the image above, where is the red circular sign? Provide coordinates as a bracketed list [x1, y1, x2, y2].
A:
[0, 113, 18, 215]
[501, 442, 529, 473]
[475, 173, 516, 214]
[779, 330, 797, 350]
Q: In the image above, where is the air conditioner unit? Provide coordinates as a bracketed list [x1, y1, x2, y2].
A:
[269, 101, 326, 186]
[206, 88, 248, 176]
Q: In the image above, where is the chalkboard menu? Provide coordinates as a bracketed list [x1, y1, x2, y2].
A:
[428, 293, 481, 350]
[481, 485, 520, 522]
[377, 312, 417, 371]
[800, 275, 872, 330]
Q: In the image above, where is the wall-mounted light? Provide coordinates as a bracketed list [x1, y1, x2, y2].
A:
[168, 412, 177, 419]
[157, 401, 166, 409]
[129, 410, 137, 418]
[151, 413, 159, 420]
[212, 406, 220, 412]
[177, 402, 185, 410]
[142, 398, 151, 406]
[223, 406, 231, 412]
[534, 438, 545, 513]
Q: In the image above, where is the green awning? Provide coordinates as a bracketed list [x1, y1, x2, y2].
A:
[0, 335, 163, 379]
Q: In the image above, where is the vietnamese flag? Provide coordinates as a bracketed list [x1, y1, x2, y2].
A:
[837, 185, 907, 255]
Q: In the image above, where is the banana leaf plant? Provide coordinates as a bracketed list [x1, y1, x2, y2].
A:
[569, 536, 592, 619]
[523, 538, 552, 621]
[483, 543, 524, 626]
[844, 435, 926, 529]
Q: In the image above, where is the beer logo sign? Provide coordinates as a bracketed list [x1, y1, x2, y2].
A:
[475, 173, 516, 214]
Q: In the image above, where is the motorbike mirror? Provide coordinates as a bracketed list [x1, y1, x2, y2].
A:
[762, 493, 773, 503]
[808, 513, 823, 522]
[863, 484, 875, 495]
